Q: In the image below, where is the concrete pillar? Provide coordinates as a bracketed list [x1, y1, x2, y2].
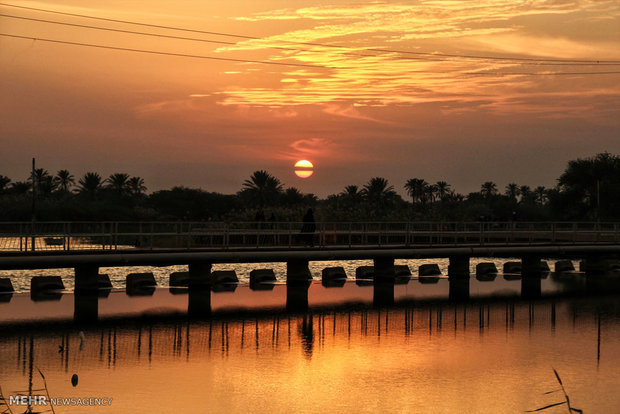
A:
[188, 262, 212, 288]
[286, 281, 310, 312]
[75, 265, 99, 292]
[522, 255, 542, 278]
[449, 278, 470, 301]
[583, 255, 606, 276]
[448, 256, 470, 279]
[188, 288, 211, 317]
[74, 292, 98, 324]
[287, 259, 312, 284]
[521, 276, 541, 299]
[373, 281, 395, 306]
[373, 257, 395, 281]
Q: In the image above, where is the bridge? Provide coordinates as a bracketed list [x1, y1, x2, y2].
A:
[1, 221, 620, 292]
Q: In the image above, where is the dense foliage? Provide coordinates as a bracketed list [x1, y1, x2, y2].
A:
[1, 153, 619, 222]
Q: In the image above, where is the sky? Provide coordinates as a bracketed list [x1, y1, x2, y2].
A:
[1, 0, 619, 197]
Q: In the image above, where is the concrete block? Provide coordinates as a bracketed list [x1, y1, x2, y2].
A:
[98, 274, 112, 289]
[418, 264, 441, 277]
[250, 269, 276, 284]
[126, 273, 156, 290]
[212, 270, 239, 284]
[31, 276, 65, 292]
[503, 261, 521, 274]
[170, 271, 190, 287]
[322, 267, 346, 280]
[0, 278, 14, 293]
[355, 266, 374, 279]
[476, 262, 498, 276]
[555, 260, 575, 273]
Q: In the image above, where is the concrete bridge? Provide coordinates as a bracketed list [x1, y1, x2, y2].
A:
[1, 221, 619, 293]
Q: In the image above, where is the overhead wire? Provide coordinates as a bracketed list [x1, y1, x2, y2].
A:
[3, 33, 619, 77]
[3, 13, 620, 67]
[1, 2, 619, 65]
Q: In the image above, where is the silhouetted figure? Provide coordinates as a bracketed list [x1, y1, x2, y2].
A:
[301, 208, 316, 247]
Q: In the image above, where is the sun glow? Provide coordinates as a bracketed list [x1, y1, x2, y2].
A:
[294, 160, 314, 178]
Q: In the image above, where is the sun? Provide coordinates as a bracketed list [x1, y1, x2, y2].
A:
[294, 160, 314, 178]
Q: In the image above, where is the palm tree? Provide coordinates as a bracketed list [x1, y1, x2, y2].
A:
[0, 175, 10, 193]
[31, 168, 55, 196]
[9, 181, 31, 195]
[480, 181, 498, 198]
[128, 176, 147, 196]
[505, 183, 519, 202]
[534, 186, 547, 206]
[54, 170, 74, 193]
[77, 172, 103, 197]
[426, 184, 438, 203]
[362, 177, 396, 208]
[519, 185, 532, 203]
[435, 181, 451, 201]
[240, 170, 283, 208]
[106, 173, 130, 195]
[404, 178, 428, 204]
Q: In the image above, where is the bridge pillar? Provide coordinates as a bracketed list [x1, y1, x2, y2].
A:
[373, 281, 395, 306]
[583, 255, 606, 276]
[449, 278, 470, 301]
[74, 292, 98, 324]
[188, 262, 212, 288]
[522, 255, 542, 278]
[373, 257, 395, 281]
[287, 259, 312, 284]
[448, 256, 470, 279]
[188, 288, 211, 317]
[286, 281, 311, 312]
[75, 265, 99, 292]
[521, 276, 542, 299]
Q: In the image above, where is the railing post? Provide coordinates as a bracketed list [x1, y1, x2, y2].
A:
[572, 223, 577, 244]
[288, 222, 292, 248]
[67, 222, 71, 251]
[150, 222, 154, 250]
[551, 222, 556, 244]
[349, 223, 352, 248]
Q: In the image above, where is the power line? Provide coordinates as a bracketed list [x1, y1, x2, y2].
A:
[0, 33, 328, 69]
[2, 2, 619, 65]
[3, 13, 620, 67]
[3, 32, 619, 77]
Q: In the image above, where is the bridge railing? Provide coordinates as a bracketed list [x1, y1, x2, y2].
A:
[0, 221, 618, 252]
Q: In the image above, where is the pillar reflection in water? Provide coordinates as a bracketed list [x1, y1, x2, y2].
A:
[521, 277, 542, 299]
[188, 288, 211, 317]
[74, 292, 99, 323]
[449, 278, 470, 302]
[286, 281, 311, 312]
[373, 282, 394, 306]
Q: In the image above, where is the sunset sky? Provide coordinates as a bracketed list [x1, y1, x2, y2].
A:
[1, 0, 619, 197]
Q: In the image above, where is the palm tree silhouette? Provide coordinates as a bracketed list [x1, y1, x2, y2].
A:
[362, 177, 396, 209]
[404, 178, 428, 204]
[128, 176, 147, 196]
[505, 183, 519, 202]
[77, 172, 103, 197]
[241, 170, 283, 208]
[54, 170, 75, 193]
[435, 181, 451, 201]
[106, 173, 130, 195]
[480, 181, 498, 198]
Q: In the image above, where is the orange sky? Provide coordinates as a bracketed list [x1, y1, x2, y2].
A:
[1, 0, 619, 196]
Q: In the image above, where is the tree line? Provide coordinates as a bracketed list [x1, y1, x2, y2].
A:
[1, 152, 619, 222]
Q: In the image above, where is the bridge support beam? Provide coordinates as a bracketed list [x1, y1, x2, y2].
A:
[74, 292, 98, 324]
[522, 255, 542, 278]
[287, 259, 312, 284]
[448, 256, 470, 279]
[521, 276, 542, 299]
[373, 257, 395, 281]
[583, 255, 606, 276]
[449, 278, 470, 301]
[373, 282, 395, 306]
[286, 281, 311, 312]
[188, 288, 211, 317]
[188, 262, 212, 288]
[75, 265, 99, 292]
